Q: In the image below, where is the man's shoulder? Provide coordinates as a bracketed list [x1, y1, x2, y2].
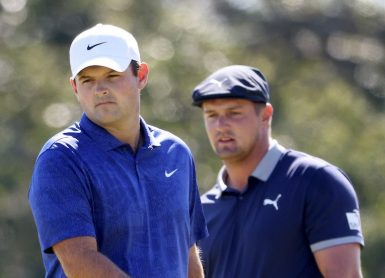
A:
[147, 124, 180, 140]
[200, 184, 222, 205]
[284, 149, 333, 170]
[38, 122, 85, 157]
[281, 149, 351, 186]
[147, 124, 191, 150]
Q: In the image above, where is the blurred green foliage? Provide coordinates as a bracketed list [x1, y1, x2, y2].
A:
[0, 0, 384, 276]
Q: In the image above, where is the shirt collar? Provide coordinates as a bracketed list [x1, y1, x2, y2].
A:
[79, 113, 160, 151]
[215, 139, 286, 198]
[251, 139, 286, 182]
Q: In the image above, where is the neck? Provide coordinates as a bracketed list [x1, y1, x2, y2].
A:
[223, 162, 255, 192]
[104, 118, 142, 152]
[223, 140, 270, 192]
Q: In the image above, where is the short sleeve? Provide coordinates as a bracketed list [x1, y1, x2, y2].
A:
[188, 157, 209, 246]
[28, 148, 96, 253]
[304, 166, 364, 252]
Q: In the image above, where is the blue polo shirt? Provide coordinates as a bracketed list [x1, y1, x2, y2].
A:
[198, 140, 364, 278]
[29, 114, 208, 277]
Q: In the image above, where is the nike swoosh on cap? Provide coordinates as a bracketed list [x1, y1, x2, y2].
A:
[87, 42, 107, 50]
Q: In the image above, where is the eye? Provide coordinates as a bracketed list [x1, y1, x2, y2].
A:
[108, 73, 121, 79]
[80, 78, 91, 84]
[205, 112, 217, 119]
[229, 111, 242, 116]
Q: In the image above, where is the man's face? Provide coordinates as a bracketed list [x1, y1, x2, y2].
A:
[202, 98, 270, 163]
[71, 64, 147, 130]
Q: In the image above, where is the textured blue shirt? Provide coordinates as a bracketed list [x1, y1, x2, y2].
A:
[198, 141, 364, 278]
[29, 114, 208, 277]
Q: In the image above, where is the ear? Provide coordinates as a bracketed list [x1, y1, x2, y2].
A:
[262, 103, 273, 123]
[137, 62, 149, 89]
[70, 78, 78, 94]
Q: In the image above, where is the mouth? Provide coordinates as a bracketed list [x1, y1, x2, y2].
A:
[95, 101, 115, 107]
[217, 137, 234, 144]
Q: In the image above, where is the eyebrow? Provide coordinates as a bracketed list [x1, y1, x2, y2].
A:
[77, 69, 117, 80]
[203, 104, 244, 112]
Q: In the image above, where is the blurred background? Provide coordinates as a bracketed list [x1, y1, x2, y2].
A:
[0, 0, 384, 276]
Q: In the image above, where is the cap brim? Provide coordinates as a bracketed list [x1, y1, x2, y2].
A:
[71, 57, 131, 79]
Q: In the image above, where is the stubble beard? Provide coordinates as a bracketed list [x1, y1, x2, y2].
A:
[214, 144, 240, 160]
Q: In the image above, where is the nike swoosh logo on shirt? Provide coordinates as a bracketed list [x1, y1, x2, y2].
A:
[165, 169, 178, 178]
[87, 42, 107, 50]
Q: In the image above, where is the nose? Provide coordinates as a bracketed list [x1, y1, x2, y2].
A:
[94, 80, 108, 96]
[215, 115, 229, 130]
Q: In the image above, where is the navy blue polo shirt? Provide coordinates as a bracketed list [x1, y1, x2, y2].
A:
[29, 114, 208, 277]
[198, 140, 364, 278]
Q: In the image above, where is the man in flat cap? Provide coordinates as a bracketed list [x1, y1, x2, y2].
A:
[192, 65, 364, 278]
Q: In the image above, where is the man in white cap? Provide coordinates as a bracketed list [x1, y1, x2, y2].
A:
[29, 24, 208, 278]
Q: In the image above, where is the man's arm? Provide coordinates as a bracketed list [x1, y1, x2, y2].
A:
[314, 243, 362, 278]
[53, 236, 130, 278]
[188, 244, 204, 278]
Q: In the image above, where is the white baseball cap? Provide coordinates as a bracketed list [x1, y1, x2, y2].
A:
[69, 23, 141, 79]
